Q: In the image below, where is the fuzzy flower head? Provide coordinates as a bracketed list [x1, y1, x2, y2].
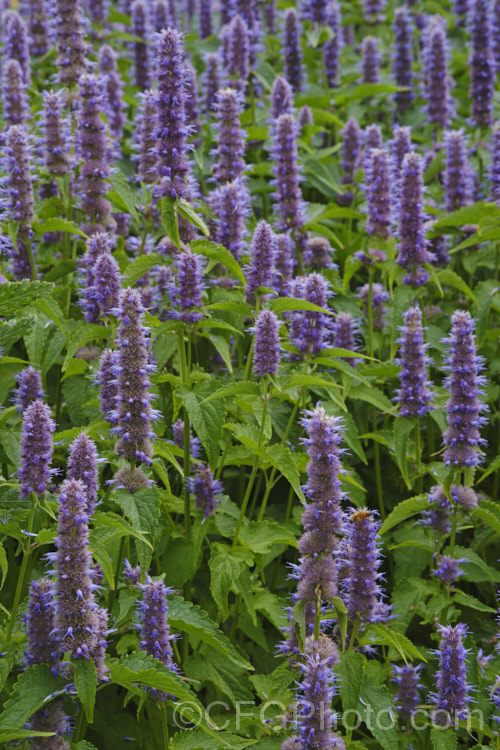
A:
[26, 578, 59, 667]
[68, 433, 99, 517]
[283, 8, 303, 92]
[212, 88, 246, 186]
[272, 113, 306, 237]
[226, 15, 250, 93]
[210, 178, 251, 262]
[434, 555, 465, 584]
[14, 367, 44, 413]
[115, 466, 152, 492]
[444, 130, 473, 213]
[188, 464, 224, 518]
[2, 10, 31, 84]
[93, 252, 122, 319]
[202, 54, 221, 114]
[396, 152, 431, 287]
[2, 58, 28, 127]
[393, 664, 421, 720]
[273, 233, 295, 296]
[54, 0, 88, 86]
[340, 117, 362, 205]
[270, 75, 294, 121]
[252, 309, 281, 377]
[96, 349, 118, 422]
[172, 418, 201, 458]
[19, 399, 55, 499]
[99, 45, 125, 144]
[323, 1, 341, 88]
[334, 313, 359, 367]
[442, 311, 487, 467]
[362, 35, 379, 83]
[28, 0, 50, 57]
[3, 124, 35, 280]
[423, 485, 452, 535]
[344, 508, 385, 626]
[393, 7, 414, 114]
[432, 623, 471, 722]
[490, 122, 500, 205]
[131, 0, 151, 90]
[245, 221, 277, 302]
[42, 91, 70, 181]
[138, 577, 175, 670]
[469, 0, 494, 128]
[395, 306, 433, 417]
[290, 273, 330, 356]
[451, 484, 478, 510]
[358, 282, 388, 330]
[172, 251, 205, 323]
[365, 147, 392, 240]
[123, 558, 141, 586]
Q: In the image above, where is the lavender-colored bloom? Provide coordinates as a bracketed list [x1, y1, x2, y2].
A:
[253, 310, 280, 376]
[323, 1, 341, 88]
[393, 664, 421, 720]
[361, 35, 379, 83]
[434, 555, 465, 584]
[395, 306, 432, 417]
[96, 349, 118, 421]
[113, 288, 157, 465]
[87, 0, 108, 23]
[455, 0, 469, 25]
[175, 251, 205, 323]
[273, 233, 295, 296]
[93, 607, 109, 682]
[442, 311, 487, 467]
[14, 367, 44, 413]
[451, 484, 478, 510]
[219, 0, 233, 26]
[199, 0, 212, 37]
[68, 433, 99, 516]
[54, 479, 98, 660]
[469, 0, 494, 128]
[396, 152, 431, 287]
[2, 58, 28, 127]
[303, 237, 335, 270]
[138, 577, 175, 669]
[365, 148, 392, 240]
[226, 15, 250, 93]
[188, 464, 224, 517]
[54, 0, 88, 87]
[283, 8, 302, 93]
[234, 0, 260, 66]
[358, 283, 388, 330]
[493, 0, 500, 69]
[272, 114, 306, 240]
[299, 106, 313, 130]
[433, 623, 470, 722]
[424, 485, 452, 535]
[123, 558, 141, 586]
[93, 252, 122, 319]
[292, 273, 329, 356]
[210, 178, 250, 261]
[42, 91, 70, 183]
[81, 232, 113, 322]
[2, 10, 30, 84]
[424, 17, 451, 129]
[19, 399, 54, 499]
[153, 0, 169, 31]
[172, 418, 201, 458]
[76, 75, 113, 235]
[390, 125, 412, 184]
[99, 45, 125, 144]
[364, 0, 385, 22]
[26, 579, 59, 667]
[490, 122, 500, 205]
[334, 313, 358, 366]
[202, 54, 221, 115]
[131, 0, 151, 90]
[270, 76, 294, 121]
[137, 90, 158, 184]
[245, 221, 277, 302]
[344, 508, 384, 626]
[264, 0, 276, 33]
[184, 61, 200, 134]
[115, 465, 152, 492]
[363, 123, 383, 173]
[28, 0, 49, 56]
[301, 0, 328, 23]
[340, 117, 362, 206]
[212, 88, 246, 185]
[444, 130, 473, 212]
[3, 125, 35, 280]
[393, 7, 414, 114]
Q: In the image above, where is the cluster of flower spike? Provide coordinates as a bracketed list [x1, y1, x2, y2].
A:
[395, 306, 433, 417]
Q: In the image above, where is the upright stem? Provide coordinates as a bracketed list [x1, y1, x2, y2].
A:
[107, 535, 126, 613]
[415, 417, 423, 494]
[161, 705, 170, 749]
[6, 493, 37, 642]
[26, 240, 38, 282]
[177, 329, 191, 542]
[242, 295, 261, 382]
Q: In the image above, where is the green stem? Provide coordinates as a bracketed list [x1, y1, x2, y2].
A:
[242, 296, 261, 382]
[75, 705, 88, 743]
[415, 417, 423, 494]
[161, 705, 170, 749]
[347, 618, 360, 652]
[177, 329, 192, 541]
[107, 535, 126, 613]
[367, 269, 374, 359]
[6, 493, 37, 642]
[373, 421, 385, 520]
[449, 507, 458, 557]
[26, 240, 37, 282]
[314, 590, 321, 640]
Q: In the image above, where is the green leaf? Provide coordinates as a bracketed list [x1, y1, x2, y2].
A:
[33, 296, 69, 339]
[0, 280, 55, 317]
[358, 681, 399, 750]
[168, 595, 252, 670]
[88, 535, 115, 590]
[365, 623, 427, 662]
[473, 506, 500, 536]
[109, 653, 201, 705]
[436, 269, 478, 305]
[336, 652, 366, 712]
[33, 217, 88, 238]
[62, 324, 109, 371]
[282, 374, 346, 412]
[0, 544, 8, 589]
[108, 170, 140, 224]
[199, 382, 261, 405]
[178, 382, 226, 467]
[115, 488, 160, 571]
[92, 511, 153, 548]
[266, 444, 305, 501]
[73, 658, 97, 723]
[380, 495, 429, 535]
[431, 727, 458, 750]
[178, 198, 210, 237]
[191, 239, 246, 286]
[0, 729, 56, 742]
[271, 297, 335, 316]
[393, 416, 414, 489]
[452, 592, 496, 613]
[431, 201, 500, 230]
[171, 729, 257, 750]
[124, 253, 166, 285]
[239, 520, 296, 555]
[159, 197, 181, 249]
[0, 665, 65, 729]
[348, 384, 394, 413]
[209, 543, 252, 619]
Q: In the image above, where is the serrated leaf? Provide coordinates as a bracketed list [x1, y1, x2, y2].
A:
[336, 651, 366, 712]
[159, 196, 181, 249]
[359, 681, 399, 750]
[33, 217, 88, 238]
[436, 269, 478, 305]
[0, 665, 65, 729]
[178, 382, 226, 468]
[92, 511, 153, 548]
[266, 444, 305, 501]
[191, 239, 245, 286]
[73, 658, 97, 723]
[431, 727, 458, 750]
[348, 384, 394, 413]
[123, 253, 166, 285]
[88, 535, 115, 590]
[393, 416, 414, 489]
[62, 324, 109, 371]
[170, 728, 257, 750]
[0, 280, 55, 317]
[380, 495, 429, 535]
[109, 653, 201, 705]
[452, 592, 496, 613]
[33, 296, 69, 339]
[209, 544, 252, 619]
[168, 595, 252, 670]
[365, 623, 427, 662]
[432, 201, 500, 230]
[239, 520, 297, 555]
[473, 506, 500, 536]
[178, 199, 210, 237]
[0, 729, 56, 742]
[270, 297, 335, 315]
[108, 170, 140, 224]
[115, 488, 160, 571]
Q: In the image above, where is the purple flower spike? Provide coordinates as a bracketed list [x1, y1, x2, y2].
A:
[395, 306, 433, 417]
[272, 114, 307, 243]
[42, 91, 70, 182]
[14, 367, 44, 413]
[433, 623, 471, 722]
[283, 8, 302, 92]
[96, 349, 118, 421]
[393, 664, 421, 720]
[434, 555, 465, 584]
[54, 0, 88, 87]
[210, 178, 250, 261]
[365, 148, 392, 240]
[469, 0, 494, 128]
[344, 508, 385, 626]
[124, 558, 141, 586]
[2, 59, 28, 127]
[442, 310, 487, 467]
[265, 0, 276, 32]
[138, 577, 175, 670]
[424, 17, 452, 129]
[202, 54, 221, 114]
[212, 88, 246, 186]
[304, 237, 336, 270]
[493, 0, 500, 70]
[26, 579, 59, 667]
[153, 0, 169, 32]
[99, 45, 125, 145]
[396, 152, 431, 287]
[55, 479, 99, 661]
[93, 252, 122, 319]
[131, 0, 151, 90]
[173, 418, 201, 458]
[114, 288, 157, 465]
[88, 0, 108, 23]
[390, 125, 412, 185]
[340, 117, 362, 206]
[76, 75, 113, 235]
[423, 486, 452, 535]
[363, 124, 383, 170]
[253, 309, 281, 377]
[81, 233, 114, 323]
[199, 0, 213, 38]
[324, 1, 341, 88]
[184, 61, 200, 133]
[115, 466, 152, 492]
[188, 464, 224, 518]
[270, 75, 294, 122]
[273, 233, 295, 296]
[444, 130, 473, 212]
[93, 607, 109, 683]
[393, 7, 414, 115]
[334, 313, 358, 367]
[2, 10, 30, 84]
[19, 399, 55, 499]
[234, 0, 260, 66]
[28, 0, 49, 57]
[137, 90, 158, 184]
[176, 251, 205, 323]
[291, 273, 329, 356]
[68, 433, 99, 516]
[298, 105, 313, 129]
[4, 125, 35, 280]
[364, 0, 385, 23]
[361, 35, 379, 83]
[226, 15, 250, 93]
[455, 0, 469, 25]
[245, 221, 277, 302]
[301, 0, 328, 24]
[30, 704, 70, 749]
[491, 122, 500, 205]
[358, 283, 388, 330]
[451, 484, 478, 510]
